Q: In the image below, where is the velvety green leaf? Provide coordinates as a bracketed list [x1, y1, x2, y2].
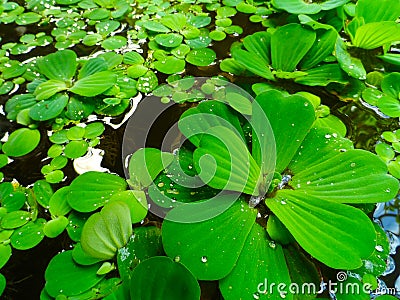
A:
[0, 273, 5, 296]
[130, 256, 200, 300]
[84, 122, 105, 139]
[186, 48, 216, 67]
[33, 80, 67, 100]
[2, 191, 26, 212]
[272, 0, 348, 14]
[243, 31, 271, 65]
[381, 72, 400, 99]
[117, 226, 163, 283]
[64, 140, 88, 159]
[123, 52, 145, 65]
[300, 29, 337, 70]
[267, 189, 376, 269]
[271, 24, 316, 72]
[49, 186, 72, 217]
[66, 211, 89, 242]
[232, 49, 274, 80]
[10, 218, 45, 250]
[219, 223, 292, 300]
[355, 0, 400, 23]
[2, 128, 40, 157]
[43, 216, 68, 238]
[353, 22, 400, 50]
[136, 71, 158, 93]
[162, 197, 257, 280]
[5, 94, 36, 120]
[67, 171, 127, 212]
[109, 190, 147, 224]
[154, 57, 185, 74]
[295, 64, 348, 86]
[0, 244, 11, 269]
[179, 100, 244, 147]
[33, 180, 53, 209]
[315, 115, 347, 137]
[255, 90, 315, 173]
[81, 201, 132, 260]
[290, 143, 399, 203]
[128, 148, 174, 189]
[72, 242, 103, 266]
[378, 53, 400, 66]
[36, 50, 77, 81]
[78, 58, 108, 79]
[45, 250, 104, 297]
[142, 21, 170, 33]
[29, 93, 69, 121]
[154, 33, 183, 48]
[378, 95, 400, 117]
[70, 71, 117, 96]
[193, 126, 261, 195]
[15, 12, 41, 25]
[1, 61, 26, 80]
[251, 98, 276, 193]
[354, 223, 390, 277]
[336, 38, 366, 80]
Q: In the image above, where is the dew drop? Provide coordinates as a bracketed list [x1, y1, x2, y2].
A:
[304, 102, 309, 107]
[375, 245, 384, 252]
[268, 241, 276, 249]
[253, 292, 260, 299]
[174, 255, 181, 262]
[350, 162, 356, 167]
[325, 134, 331, 139]
[201, 256, 208, 263]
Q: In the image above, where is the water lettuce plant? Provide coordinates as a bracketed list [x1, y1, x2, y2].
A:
[0, 0, 399, 298]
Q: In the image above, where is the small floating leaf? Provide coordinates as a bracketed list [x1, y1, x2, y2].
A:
[2, 128, 40, 157]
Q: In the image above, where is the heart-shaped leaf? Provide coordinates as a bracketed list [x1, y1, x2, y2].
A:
[80, 201, 132, 260]
[162, 196, 257, 280]
[36, 50, 77, 81]
[271, 24, 316, 72]
[255, 90, 315, 173]
[193, 126, 261, 195]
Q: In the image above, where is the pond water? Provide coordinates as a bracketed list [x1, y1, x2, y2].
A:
[0, 3, 399, 300]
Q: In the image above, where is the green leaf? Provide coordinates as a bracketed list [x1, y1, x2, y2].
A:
[136, 71, 158, 93]
[43, 216, 69, 238]
[142, 21, 170, 33]
[2, 128, 40, 157]
[289, 130, 399, 203]
[193, 126, 261, 195]
[15, 12, 41, 25]
[2, 191, 26, 212]
[272, 0, 348, 14]
[232, 49, 274, 80]
[355, 0, 400, 23]
[29, 93, 69, 121]
[354, 223, 390, 277]
[179, 100, 244, 147]
[45, 250, 104, 297]
[219, 223, 292, 300]
[66, 211, 89, 242]
[155, 33, 183, 48]
[117, 226, 163, 283]
[84, 122, 105, 139]
[154, 57, 185, 74]
[186, 48, 216, 67]
[36, 50, 77, 81]
[378, 95, 400, 117]
[49, 186, 72, 217]
[0, 244, 11, 269]
[109, 190, 147, 224]
[81, 201, 132, 260]
[101, 36, 127, 50]
[1, 61, 26, 80]
[33, 180, 53, 209]
[267, 189, 376, 269]
[255, 90, 315, 173]
[162, 197, 257, 280]
[300, 29, 337, 70]
[78, 58, 108, 79]
[123, 52, 145, 65]
[271, 24, 316, 72]
[381, 72, 400, 99]
[0, 274, 5, 296]
[294, 64, 348, 86]
[242, 31, 271, 65]
[64, 140, 88, 159]
[128, 148, 174, 189]
[353, 22, 400, 50]
[70, 71, 117, 97]
[67, 171, 127, 212]
[10, 218, 45, 250]
[130, 257, 200, 300]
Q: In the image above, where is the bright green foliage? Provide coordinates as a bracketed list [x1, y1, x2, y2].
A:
[80, 201, 132, 260]
[2, 128, 40, 157]
[129, 257, 200, 300]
